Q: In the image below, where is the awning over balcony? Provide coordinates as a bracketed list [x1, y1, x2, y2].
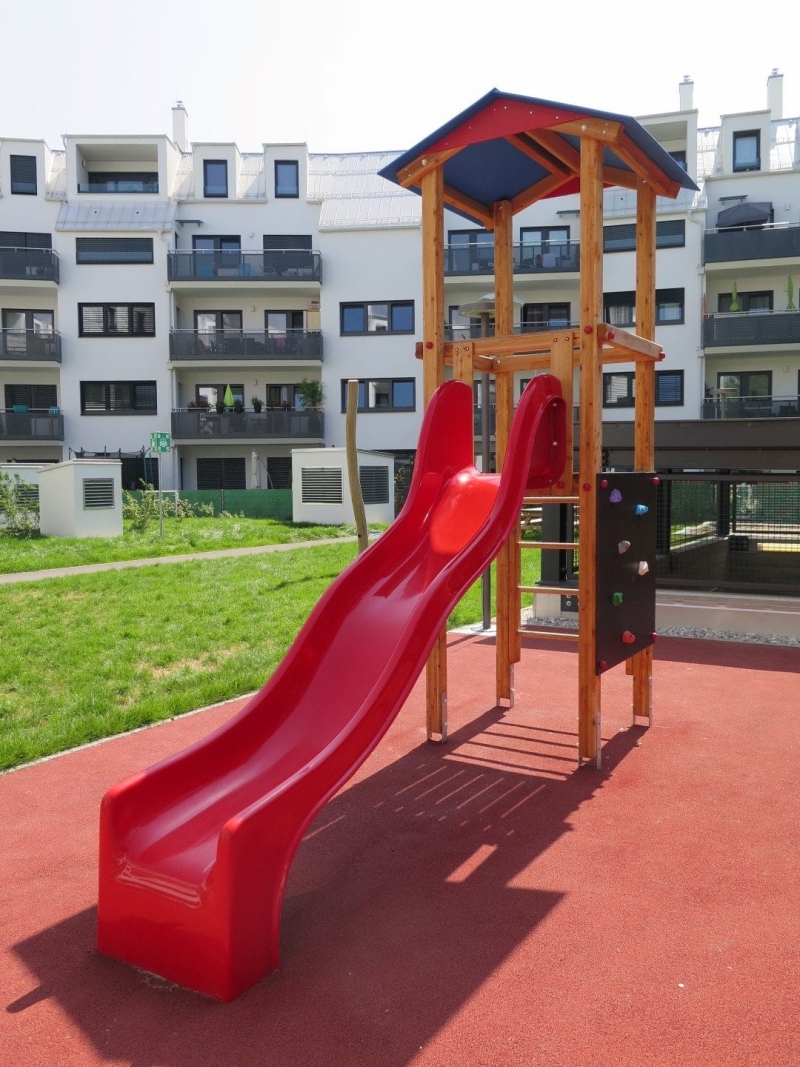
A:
[716, 202, 772, 229]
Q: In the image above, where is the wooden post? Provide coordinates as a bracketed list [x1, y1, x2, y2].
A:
[346, 380, 369, 554]
[493, 200, 516, 706]
[577, 138, 604, 767]
[420, 168, 448, 740]
[631, 180, 657, 723]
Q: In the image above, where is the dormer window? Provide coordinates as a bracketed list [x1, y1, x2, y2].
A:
[733, 130, 760, 172]
[10, 155, 37, 195]
[203, 160, 228, 198]
[275, 160, 299, 198]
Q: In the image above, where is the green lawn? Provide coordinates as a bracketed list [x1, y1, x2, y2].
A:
[0, 516, 359, 575]
[0, 529, 541, 772]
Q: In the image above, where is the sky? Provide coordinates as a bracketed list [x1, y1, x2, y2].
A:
[1, 0, 798, 155]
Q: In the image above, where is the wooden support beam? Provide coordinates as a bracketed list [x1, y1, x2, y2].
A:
[505, 133, 572, 176]
[526, 129, 581, 173]
[598, 323, 662, 361]
[549, 117, 624, 142]
[631, 179, 658, 725]
[397, 146, 463, 188]
[442, 185, 496, 229]
[549, 330, 575, 489]
[420, 168, 448, 741]
[577, 137, 604, 768]
[510, 173, 576, 216]
[452, 341, 474, 385]
[612, 131, 681, 199]
[493, 201, 517, 701]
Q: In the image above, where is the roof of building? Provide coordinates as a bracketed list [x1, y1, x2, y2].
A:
[379, 89, 698, 225]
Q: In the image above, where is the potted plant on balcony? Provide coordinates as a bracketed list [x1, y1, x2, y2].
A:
[251, 396, 263, 413]
[233, 398, 244, 414]
[295, 379, 324, 435]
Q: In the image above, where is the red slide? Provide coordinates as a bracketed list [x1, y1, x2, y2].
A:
[97, 375, 566, 1001]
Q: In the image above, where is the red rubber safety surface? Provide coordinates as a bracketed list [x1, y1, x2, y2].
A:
[3, 633, 799, 1067]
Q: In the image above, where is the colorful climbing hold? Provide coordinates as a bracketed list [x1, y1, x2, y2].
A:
[635, 504, 649, 516]
[611, 592, 624, 606]
[622, 630, 636, 644]
[609, 488, 622, 503]
[638, 561, 650, 576]
[617, 540, 631, 555]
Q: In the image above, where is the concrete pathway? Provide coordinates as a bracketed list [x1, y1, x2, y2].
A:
[0, 536, 358, 585]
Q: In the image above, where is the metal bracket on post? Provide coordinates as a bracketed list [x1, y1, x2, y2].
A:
[427, 694, 448, 743]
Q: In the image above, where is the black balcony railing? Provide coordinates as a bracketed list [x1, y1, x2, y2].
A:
[0, 330, 61, 362]
[704, 224, 800, 264]
[443, 242, 580, 276]
[701, 394, 800, 420]
[0, 247, 59, 283]
[169, 330, 323, 361]
[77, 180, 159, 194]
[703, 311, 800, 347]
[0, 409, 63, 441]
[171, 408, 324, 441]
[168, 250, 321, 283]
[445, 323, 577, 341]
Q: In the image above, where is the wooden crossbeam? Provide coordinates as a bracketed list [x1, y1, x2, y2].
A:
[396, 147, 463, 188]
[612, 131, 681, 199]
[505, 133, 572, 177]
[549, 117, 624, 142]
[442, 184, 495, 229]
[526, 129, 581, 173]
[510, 173, 576, 215]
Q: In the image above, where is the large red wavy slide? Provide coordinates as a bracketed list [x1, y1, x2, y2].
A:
[97, 375, 566, 1001]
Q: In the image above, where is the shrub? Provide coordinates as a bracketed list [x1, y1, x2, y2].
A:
[0, 470, 40, 538]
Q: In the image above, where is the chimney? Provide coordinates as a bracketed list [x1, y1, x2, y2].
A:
[679, 75, 694, 112]
[767, 69, 783, 120]
[172, 101, 189, 152]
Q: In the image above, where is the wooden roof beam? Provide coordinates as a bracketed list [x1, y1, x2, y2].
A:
[511, 172, 577, 215]
[609, 131, 681, 199]
[549, 117, 624, 142]
[526, 129, 581, 172]
[505, 133, 573, 177]
[442, 184, 496, 229]
[396, 146, 464, 188]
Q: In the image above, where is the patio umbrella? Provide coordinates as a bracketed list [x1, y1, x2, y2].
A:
[223, 384, 235, 408]
[716, 202, 773, 229]
[457, 293, 523, 319]
[729, 281, 740, 312]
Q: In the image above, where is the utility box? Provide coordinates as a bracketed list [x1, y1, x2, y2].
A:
[38, 460, 123, 538]
[292, 448, 395, 526]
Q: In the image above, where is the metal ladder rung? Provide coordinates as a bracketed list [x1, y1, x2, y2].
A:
[518, 627, 580, 643]
[519, 585, 579, 596]
[518, 541, 579, 551]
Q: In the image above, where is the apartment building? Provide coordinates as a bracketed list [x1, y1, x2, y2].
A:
[1, 74, 798, 492]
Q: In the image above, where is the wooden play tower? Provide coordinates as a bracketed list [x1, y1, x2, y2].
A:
[380, 91, 697, 767]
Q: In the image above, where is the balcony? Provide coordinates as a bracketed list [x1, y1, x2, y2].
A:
[701, 394, 800, 420]
[0, 330, 61, 362]
[704, 223, 800, 264]
[703, 311, 800, 348]
[0, 248, 59, 283]
[168, 250, 321, 284]
[0, 408, 63, 441]
[444, 242, 579, 277]
[171, 408, 324, 441]
[169, 330, 323, 362]
[77, 177, 159, 194]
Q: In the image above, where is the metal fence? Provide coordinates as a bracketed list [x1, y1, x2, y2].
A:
[655, 473, 800, 595]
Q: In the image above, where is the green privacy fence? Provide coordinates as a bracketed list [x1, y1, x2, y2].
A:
[126, 488, 293, 520]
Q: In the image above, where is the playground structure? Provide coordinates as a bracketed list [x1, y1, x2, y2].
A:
[96, 90, 697, 1001]
[379, 89, 698, 765]
[98, 373, 567, 1001]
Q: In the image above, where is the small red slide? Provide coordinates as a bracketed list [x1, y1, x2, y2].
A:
[97, 375, 566, 1001]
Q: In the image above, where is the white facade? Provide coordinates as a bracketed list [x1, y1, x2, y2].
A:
[1, 74, 798, 493]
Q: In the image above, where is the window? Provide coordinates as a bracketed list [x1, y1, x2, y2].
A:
[266, 384, 298, 409]
[603, 220, 686, 252]
[0, 231, 51, 249]
[196, 457, 246, 490]
[10, 155, 37, 195]
[275, 160, 299, 198]
[5, 383, 57, 410]
[716, 371, 772, 400]
[263, 234, 312, 250]
[656, 288, 685, 324]
[80, 381, 157, 414]
[447, 230, 494, 272]
[603, 289, 685, 326]
[603, 371, 685, 407]
[193, 235, 240, 274]
[668, 150, 687, 170]
[340, 301, 414, 335]
[203, 160, 228, 198]
[521, 303, 571, 330]
[340, 378, 415, 412]
[83, 172, 158, 193]
[78, 304, 155, 336]
[718, 290, 772, 313]
[195, 383, 244, 407]
[76, 238, 153, 264]
[733, 130, 760, 172]
[519, 226, 571, 267]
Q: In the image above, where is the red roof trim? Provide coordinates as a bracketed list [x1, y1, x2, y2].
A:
[428, 99, 588, 153]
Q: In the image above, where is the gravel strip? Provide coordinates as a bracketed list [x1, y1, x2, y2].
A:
[520, 612, 800, 648]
